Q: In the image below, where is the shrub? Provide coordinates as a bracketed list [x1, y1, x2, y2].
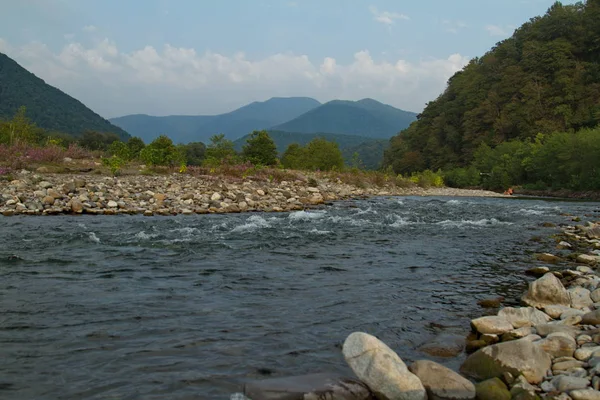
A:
[139, 135, 184, 166]
[102, 155, 126, 176]
[242, 130, 277, 166]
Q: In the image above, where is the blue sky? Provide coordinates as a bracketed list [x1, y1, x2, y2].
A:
[0, 0, 575, 118]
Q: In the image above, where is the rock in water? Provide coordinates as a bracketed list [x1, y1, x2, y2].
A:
[418, 334, 465, 357]
[243, 373, 373, 400]
[521, 272, 571, 309]
[459, 338, 551, 384]
[343, 332, 426, 400]
[409, 360, 475, 400]
[470, 316, 513, 335]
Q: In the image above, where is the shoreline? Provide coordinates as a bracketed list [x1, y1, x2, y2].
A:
[0, 171, 506, 217]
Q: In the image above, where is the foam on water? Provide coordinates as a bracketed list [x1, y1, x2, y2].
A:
[309, 228, 332, 235]
[231, 215, 271, 233]
[436, 218, 513, 228]
[517, 208, 545, 216]
[88, 232, 100, 243]
[134, 231, 159, 240]
[288, 210, 326, 221]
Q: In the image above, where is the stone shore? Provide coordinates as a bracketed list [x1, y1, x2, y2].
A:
[0, 170, 503, 216]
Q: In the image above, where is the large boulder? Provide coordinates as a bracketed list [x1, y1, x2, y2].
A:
[498, 307, 551, 328]
[343, 332, 426, 400]
[243, 373, 374, 400]
[569, 287, 594, 310]
[582, 310, 600, 325]
[459, 338, 551, 384]
[521, 273, 571, 309]
[537, 332, 577, 358]
[471, 316, 513, 335]
[409, 360, 475, 400]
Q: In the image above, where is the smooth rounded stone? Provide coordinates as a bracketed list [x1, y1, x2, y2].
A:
[409, 360, 476, 400]
[541, 381, 556, 393]
[574, 346, 600, 361]
[107, 200, 118, 208]
[552, 360, 585, 372]
[478, 297, 505, 308]
[577, 335, 593, 346]
[475, 378, 511, 400]
[570, 287, 594, 310]
[550, 376, 590, 392]
[70, 199, 83, 213]
[343, 332, 426, 400]
[522, 273, 571, 309]
[562, 309, 587, 320]
[582, 311, 600, 325]
[562, 315, 584, 326]
[527, 266, 551, 277]
[591, 290, 600, 304]
[522, 334, 543, 342]
[536, 324, 579, 338]
[578, 255, 598, 265]
[482, 334, 500, 345]
[559, 242, 574, 250]
[38, 181, 53, 189]
[419, 334, 465, 357]
[471, 316, 514, 335]
[460, 338, 551, 384]
[577, 266, 595, 274]
[498, 307, 551, 328]
[243, 373, 373, 400]
[571, 390, 600, 400]
[539, 333, 577, 358]
[589, 357, 600, 368]
[564, 270, 585, 278]
[546, 305, 574, 319]
[538, 253, 562, 263]
[502, 327, 535, 342]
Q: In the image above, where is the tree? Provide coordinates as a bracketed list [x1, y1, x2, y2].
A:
[0, 106, 42, 145]
[79, 131, 120, 151]
[281, 143, 306, 169]
[180, 142, 206, 166]
[304, 137, 344, 171]
[127, 137, 146, 159]
[242, 130, 278, 165]
[139, 135, 184, 166]
[204, 134, 237, 165]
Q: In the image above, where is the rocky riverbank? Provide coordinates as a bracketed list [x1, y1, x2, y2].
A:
[0, 170, 504, 216]
[241, 220, 600, 399]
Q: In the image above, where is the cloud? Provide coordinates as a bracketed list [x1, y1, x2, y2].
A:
[82, 25, 97, 32]
[485, 24, 515, 37]
[0, 37, 469, 118]
[369, 6, 409, 25]
[442, 20, 467, 34]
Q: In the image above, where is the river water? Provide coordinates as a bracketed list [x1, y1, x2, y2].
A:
[1, 196, 599, 399]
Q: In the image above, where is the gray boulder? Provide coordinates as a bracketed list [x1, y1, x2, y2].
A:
[409, 360, 475, 400]
[569, 287, 594, 310]
[537, 332, 577, 358]
[471, 316, 513, 335]
[343, 332, 426, 400]
[498, 307, 551, 328]
[521, 273, 571, 309]
[460, 338, 551, 384]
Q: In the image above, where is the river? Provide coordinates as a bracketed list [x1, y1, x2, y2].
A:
[1, 195, 599, 399]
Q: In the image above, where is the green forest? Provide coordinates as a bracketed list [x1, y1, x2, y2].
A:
[384, 0, 600, 190]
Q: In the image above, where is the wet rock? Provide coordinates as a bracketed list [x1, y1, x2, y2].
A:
[343, 332, 426, 400]
[545, 305, 574, 319]
[558, 242, 573, 250]
[478, 297, 505, 308]
[574, 346, 600, 361]
[409, 360, 475, 400]
[70, 199, 83, 214]
[527, 266, 551, 277]
[578, 255, 598, 265]
[460, 338, 551, 384]
[243, 373, 374, 400]
[475, 378, 511, 400]
[537, 253, 562, 263]
[501, 327, 535, 342]
[498, 307, 551, 328]
[521, 273, 571, 309]
[418, 334, 465, 357]
[552, 359, 585, 372]
[471, 316, 514, 335]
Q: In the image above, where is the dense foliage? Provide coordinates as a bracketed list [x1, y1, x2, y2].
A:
[0, 53, 130, 140]
[281, 138, 345, 171]
[384, 0, 600, 181]
[241, 130, 278, 166]
[139, 135, 184, 167]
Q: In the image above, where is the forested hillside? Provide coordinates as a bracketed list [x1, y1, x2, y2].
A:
[0, 53, 130, 140]
[384, 0, 600, 175]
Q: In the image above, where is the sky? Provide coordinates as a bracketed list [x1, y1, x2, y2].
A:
[0, 0, 576, 118]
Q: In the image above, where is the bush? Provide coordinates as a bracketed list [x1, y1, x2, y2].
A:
[127, 137, 146, 159]
[443, 166, 481, 188]
[242, 130, 278, 166]
[179, 141, 206, 166]
[203, 134, 238, 166]
[102, 155, 126, 176]
[139, 135, 184, 166]
[410, 169, 444, 188]
[281, 138, 344, 171]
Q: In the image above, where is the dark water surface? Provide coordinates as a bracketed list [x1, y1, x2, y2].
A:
[1, 196, 599, 399]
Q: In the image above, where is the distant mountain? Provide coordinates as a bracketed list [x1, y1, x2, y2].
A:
[110, 97, 321, 143]
[234, 130, 387, 170]
[270, 98, 417, 139]
[0, 53, 129, 140]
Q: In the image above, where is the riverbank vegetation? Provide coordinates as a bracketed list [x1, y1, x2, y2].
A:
[384, 0, 600, 192]
[0, 106, 445, 190]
